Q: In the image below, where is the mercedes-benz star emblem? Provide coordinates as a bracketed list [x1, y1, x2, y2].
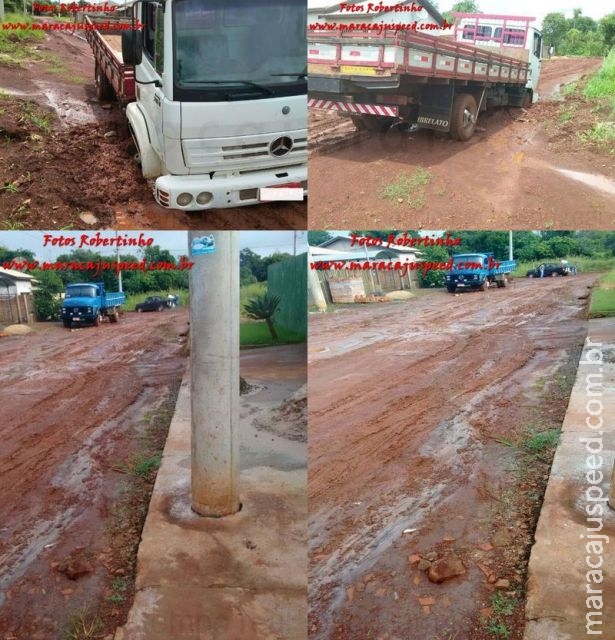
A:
[269, 136, 293, 157]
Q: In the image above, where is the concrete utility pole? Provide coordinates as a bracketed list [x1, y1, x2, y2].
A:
[0, 0, 5, 22]
[307, 245, 327, 312]
[189, 231, 240, 517]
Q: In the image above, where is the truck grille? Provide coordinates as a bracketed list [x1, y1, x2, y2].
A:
[183, 133, 307, 172]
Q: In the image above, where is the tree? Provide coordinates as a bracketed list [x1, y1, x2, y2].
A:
[240, 248, 267, 282]
[419, 245, 450, 288]
[244, 294, 281, 340]
[240, 266, 257, 286]
[449, 1, 480, 13]
[600, 13, 615, 49]
[32, 270, 64, 321]
[308, 231, 333, 246]
[542, 13, 568, 51]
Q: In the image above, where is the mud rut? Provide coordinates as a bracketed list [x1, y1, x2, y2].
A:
[308, 275, 598, 639]
[307, 58, 615, 230]
[0, 25, 306, 229]
[0, 311, 189, 638]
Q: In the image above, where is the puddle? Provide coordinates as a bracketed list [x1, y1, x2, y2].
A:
[41, 87, 99, 125]
[556, 168, 615, 196]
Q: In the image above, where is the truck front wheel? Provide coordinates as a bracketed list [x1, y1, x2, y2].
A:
[93, 312, 102, 327]
[450, 94, 478, 141]
[63, 319, 71, 329]
[480, 280, 488, 292]
[446, 285, 456, 293]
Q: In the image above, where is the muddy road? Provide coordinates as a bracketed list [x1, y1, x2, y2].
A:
[0, 309, 189, 638]
[0, 25, 306, 230]
[308, 58, 614, 230]
[308, 275, 599, 639]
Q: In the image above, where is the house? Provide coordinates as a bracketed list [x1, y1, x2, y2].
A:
[309, 233, 424, 302]
[0, 268, 37, 325]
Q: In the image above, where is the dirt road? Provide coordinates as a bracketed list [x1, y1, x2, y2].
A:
[0, 310, 189, 638]
[308, 275, 599, 639]
[308, 58, 614, 230]
[0, 24, 306, 230]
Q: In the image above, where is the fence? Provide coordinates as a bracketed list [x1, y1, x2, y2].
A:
[267, 253, 307, 339]
[314, 264, 419, 304]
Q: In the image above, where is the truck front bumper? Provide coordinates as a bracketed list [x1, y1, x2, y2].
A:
[154, 165, 307, 211]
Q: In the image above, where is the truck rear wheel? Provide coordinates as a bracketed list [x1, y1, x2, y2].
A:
[450, 94, 478, 141]
[109, 309, 119, 323]
[351, 115, 396, 133]
[95, 62, 114, 102]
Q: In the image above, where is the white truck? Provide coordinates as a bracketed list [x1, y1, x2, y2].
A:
[88, 0, 307, 211]
[308, 11, 542, 140]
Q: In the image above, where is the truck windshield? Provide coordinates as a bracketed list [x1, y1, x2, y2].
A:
[173, 0, 306, 101]
[65, 285, 98, 298]
[453, 256, 485, 270]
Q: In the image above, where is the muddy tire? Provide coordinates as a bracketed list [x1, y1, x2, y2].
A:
[446, 285, 456, 293]
[351, 115, 396, 133]
[93, 312, 102, 327]
[450, 93, 478, 141]
[479, 280, 488, 292]
[95, 62, 114, 102]
[501, 277, 507, 288]
[521, 91, 532, 109]
[63, 319, 71, 329]
[109, 309, 119, 323]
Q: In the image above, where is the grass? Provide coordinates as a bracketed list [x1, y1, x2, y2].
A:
[512, 256, 615, 278]
[589, 270, 615, 317]
[240, 320, 305, 346]
[125, 289, 189, 310]
[0, 13, 46, 65]
[240, 281, 267, 313]
[581, 121, 615, 146]
[379, 167, 432, 209]
[584, 49, 615, 100]
[524, 428, 560, 453]
[62, 608, 103, 640]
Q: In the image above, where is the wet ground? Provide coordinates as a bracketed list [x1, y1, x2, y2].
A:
[0, 23, 306, 229]
[0, 309, 190, 638]
[308, 58, 614, 230]
[308, 275, 599, 639]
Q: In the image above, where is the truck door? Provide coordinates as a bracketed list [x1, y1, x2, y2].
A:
[139, 3, 166, 160]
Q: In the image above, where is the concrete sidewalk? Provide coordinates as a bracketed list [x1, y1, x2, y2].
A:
[525, 319, 615, 639]
[115, 349, 307, 640]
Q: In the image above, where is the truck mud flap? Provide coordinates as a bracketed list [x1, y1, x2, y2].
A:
[417, 85, 454, 132]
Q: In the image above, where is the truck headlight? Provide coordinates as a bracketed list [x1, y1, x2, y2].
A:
[177, 193, 193, 206]
[196, 192, 213, 205]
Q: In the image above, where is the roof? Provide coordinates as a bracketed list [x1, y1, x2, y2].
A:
[0, 267, 37, 281]
[309, 0, 445, 25]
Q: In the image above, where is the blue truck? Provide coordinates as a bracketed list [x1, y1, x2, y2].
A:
[61, 282, 126, 328]
[445, 253, 516, 293]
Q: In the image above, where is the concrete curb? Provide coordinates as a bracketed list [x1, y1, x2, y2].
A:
[525, 319, 615, 639]
[115, 368, 307, 640]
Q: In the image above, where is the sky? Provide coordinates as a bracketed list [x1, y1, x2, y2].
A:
[0, 231, 307, 261]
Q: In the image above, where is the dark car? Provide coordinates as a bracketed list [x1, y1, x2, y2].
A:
[526, 263, 569, 278]
[135, 296, 166, 312]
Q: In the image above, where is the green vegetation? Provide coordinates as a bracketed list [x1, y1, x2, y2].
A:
[589, 270, 615, 317]
[483, 592, 516, 639]
[379, 168, 432, 209]
[240, 281, 267, 312]
[243, 293, 281, 340]
[21, 100, 53, 134]
[542, 9, 615, 57]
[585, 49, 615, 98]
[240, 321, 305, 346]
[0, 13, 45, 65]
[62, 608, 103, 640]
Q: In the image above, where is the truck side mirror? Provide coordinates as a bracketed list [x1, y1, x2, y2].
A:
[122, 30, 143, 66]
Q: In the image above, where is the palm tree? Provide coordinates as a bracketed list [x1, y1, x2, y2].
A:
[244, 294, 281, 340]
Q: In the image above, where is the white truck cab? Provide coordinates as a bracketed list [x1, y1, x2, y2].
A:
[452, 13, 542, 104]
[122, 0, 307, 210]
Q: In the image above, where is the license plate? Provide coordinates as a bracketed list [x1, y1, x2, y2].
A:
[260, 186, 304, 202]
[340, 65, 376, 76]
